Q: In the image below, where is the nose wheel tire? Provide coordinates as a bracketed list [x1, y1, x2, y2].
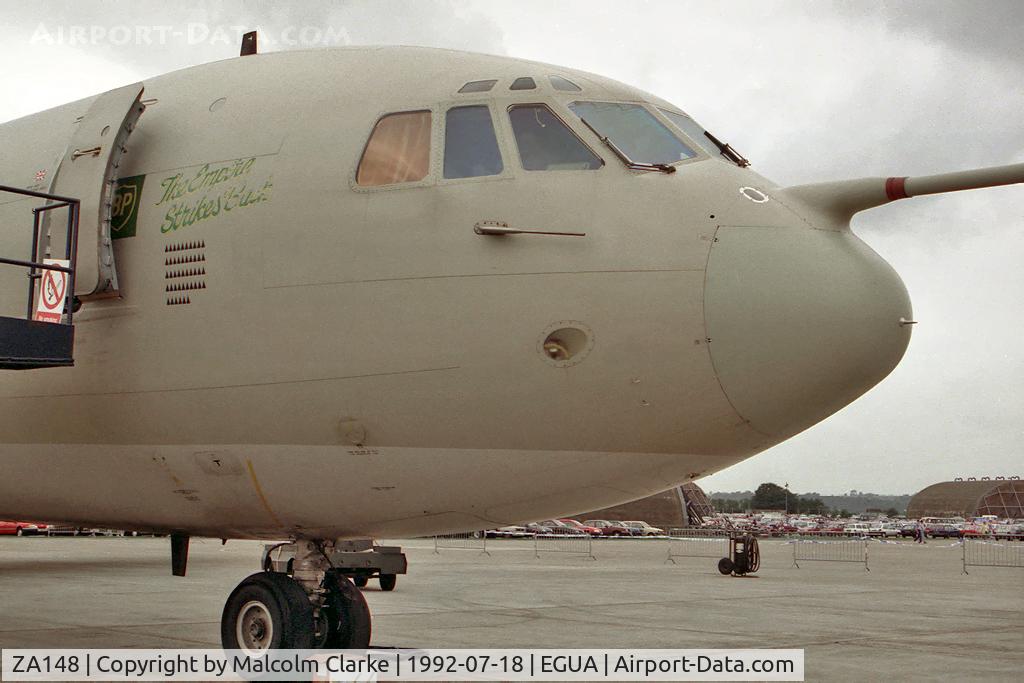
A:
[320, 569, 372, 648]
[221, 572, 315, 651]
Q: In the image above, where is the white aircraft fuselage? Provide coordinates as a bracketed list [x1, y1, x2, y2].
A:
[0, 46, 918, 539]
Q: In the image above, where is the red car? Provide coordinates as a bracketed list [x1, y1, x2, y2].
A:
[559, 519, 602, 536]
[582, 520, 632, 536]
[0, 521, 46, 536]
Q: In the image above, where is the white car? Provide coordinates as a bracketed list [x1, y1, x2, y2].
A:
[877, 523, 900, 538]
[844, 522, 877, 537]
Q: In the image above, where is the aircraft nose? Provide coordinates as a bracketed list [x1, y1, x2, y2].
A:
[704, 225, 912, 439]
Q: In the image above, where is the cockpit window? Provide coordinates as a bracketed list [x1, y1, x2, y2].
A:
[356, 110, 432, 186]
[568, 101, 695, 166]
[510, 77, 537, 90]
[549, 75, 582, 92]
[508, 104, 603, 171]
[657, 108, 722, 158]
[459, 79, 497, 93]
[444, 106, 503, 179]
[657, 107, 750, 167]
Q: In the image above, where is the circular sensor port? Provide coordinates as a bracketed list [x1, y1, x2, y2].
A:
[739, 186, 769, 203]
[539, 323, 594, 367]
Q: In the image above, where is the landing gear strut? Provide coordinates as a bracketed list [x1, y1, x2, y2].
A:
[220, 540, 373, 651]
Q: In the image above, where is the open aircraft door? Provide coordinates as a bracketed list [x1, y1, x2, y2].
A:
[48, 82, 145, 298]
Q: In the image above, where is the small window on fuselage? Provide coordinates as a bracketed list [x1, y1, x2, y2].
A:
[356, 110, 432, 186]
[459, 79, 497, 93]
[444, 106, 503, 179]
[549, 75, 582, 92]
[508, 104, 603, 171]
[510, 77, 537, 90]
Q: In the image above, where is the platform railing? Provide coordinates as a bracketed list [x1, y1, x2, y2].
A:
[0, 184, 79, 324]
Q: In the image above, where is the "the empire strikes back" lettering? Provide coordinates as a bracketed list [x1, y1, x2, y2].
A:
[156, 157, 272, 233]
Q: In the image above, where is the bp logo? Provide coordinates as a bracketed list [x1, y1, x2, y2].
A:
[111, 174, 146, 239]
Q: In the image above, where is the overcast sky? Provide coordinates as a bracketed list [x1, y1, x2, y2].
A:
[3, 1, 1021, 495]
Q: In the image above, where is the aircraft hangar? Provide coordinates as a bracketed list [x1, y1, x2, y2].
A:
[906, 477, 1024, 518]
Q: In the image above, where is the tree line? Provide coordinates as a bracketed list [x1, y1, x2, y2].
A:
[711, 482, 899, 518]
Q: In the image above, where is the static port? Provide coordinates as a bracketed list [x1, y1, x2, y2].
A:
[540, 325, 592, 366]
[544, 340, 570, 361]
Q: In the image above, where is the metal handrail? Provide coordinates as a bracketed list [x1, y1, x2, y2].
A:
[0, 184, 79, 325]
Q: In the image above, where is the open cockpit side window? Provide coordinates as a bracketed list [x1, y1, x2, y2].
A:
[508, 104, 603, 171]
[356, 110, 432, 186]
[444, 106, 503, 179]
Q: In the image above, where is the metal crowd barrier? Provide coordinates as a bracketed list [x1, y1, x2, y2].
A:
[790, 531, 869, 571]
[534, 533, 596, 560]
[962, 534, 1024, 574]
[433, 531, 490, 555]
[665, 528, 730, 564]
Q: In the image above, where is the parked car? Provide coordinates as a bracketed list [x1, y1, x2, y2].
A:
[992, 524, 1024, 540]
[0, 521, 45, 536]
[581, 520, 632, 536]
[524, 522, 554, 535]
[877, 523, 900, 538]
[538, 520, 587, 535]
[896, 521, 916, 538]
[559, 519, 602, 536]
[606, 520, 644, 536]
[928, 524, 962, 539]
[622, 521, 665, 536]
[487, 526, 531, 538]
[46, 525, 102, 536]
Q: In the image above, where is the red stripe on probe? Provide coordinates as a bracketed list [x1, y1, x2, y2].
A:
[885, 176, 909, 201]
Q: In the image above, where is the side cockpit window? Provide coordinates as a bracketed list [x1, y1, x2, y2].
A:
[657, 108, 722, 159]
[444, 106, 503, 179]
[568, 101, 695, 167]
[356, 110, 432, 186]
[508, 104, 603, 171]
[658, 107, 749, 167]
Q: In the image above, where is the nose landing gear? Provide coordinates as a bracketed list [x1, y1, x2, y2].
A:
[220, 540, 375, 651]
[222, 571, 315, 650]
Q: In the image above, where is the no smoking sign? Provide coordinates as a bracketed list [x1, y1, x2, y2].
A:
[33, 259, 70, 324]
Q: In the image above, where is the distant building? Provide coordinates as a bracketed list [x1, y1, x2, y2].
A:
[906, 478, 1024, 518]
